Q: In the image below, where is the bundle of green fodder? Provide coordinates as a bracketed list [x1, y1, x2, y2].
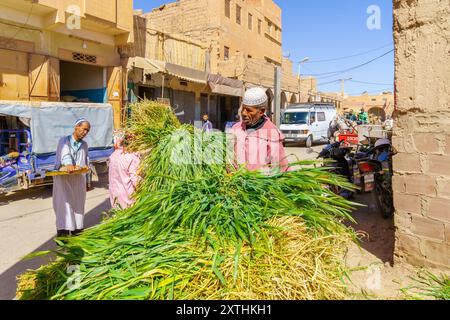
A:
[125, 99, 181, 152]
[17, 101, 357, 300]
[402, 270, 450, 300]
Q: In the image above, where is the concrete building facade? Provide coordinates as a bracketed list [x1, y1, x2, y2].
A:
[0, 0, 134, 128]
[123, 10, 244, 130]
[144, 0, 282, 72]
[343, 92, 394, 122]
[141, 0, 316, 122]
[392, 0, 450, 271]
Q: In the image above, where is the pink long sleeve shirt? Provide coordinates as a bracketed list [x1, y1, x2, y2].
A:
[108, 149, 141, 209]
[230, 117, 289, 173]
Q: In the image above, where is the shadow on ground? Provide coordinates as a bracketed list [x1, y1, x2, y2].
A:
[0, 199, 111, 300]
[284, 141, 330, 148]
[346, 192, 395, 265]
[0, 187, 52, 207]
[0, 172, 109, 207]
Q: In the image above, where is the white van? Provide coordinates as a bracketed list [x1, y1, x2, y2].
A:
[280, 103, 337, 147]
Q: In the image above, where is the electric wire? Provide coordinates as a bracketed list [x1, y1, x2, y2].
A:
[317, 78, 393, 87]
[302, 49, 394, 77]
[348, 79, 393, 86]
[297, 43, 393, 64]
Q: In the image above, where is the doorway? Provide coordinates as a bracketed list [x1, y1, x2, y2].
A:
[369, 107, 386, 122]
[138, 86, 156, 100]
[60, 61, 105, 103]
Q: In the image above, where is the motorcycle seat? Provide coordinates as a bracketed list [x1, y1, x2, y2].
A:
[354, 152, 370, 159]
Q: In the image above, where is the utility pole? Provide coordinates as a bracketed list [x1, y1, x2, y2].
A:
[274, 66, 282, 127]
[297, 57, 309, 103]
[340, 77, 352, 99]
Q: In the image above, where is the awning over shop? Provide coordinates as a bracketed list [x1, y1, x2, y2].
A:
[207, 74, 244, 97]
[165, 62, 207, 84]
[244, 83, 271, 91]
[126, 56, 164, 75]
[127, 57, 207, 84]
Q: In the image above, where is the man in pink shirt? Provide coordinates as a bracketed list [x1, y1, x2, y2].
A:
[229, 87, 289, 173]
[108, 131, 141, 209]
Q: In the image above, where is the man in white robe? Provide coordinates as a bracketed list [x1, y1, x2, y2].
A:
[53, 119, 91, 237]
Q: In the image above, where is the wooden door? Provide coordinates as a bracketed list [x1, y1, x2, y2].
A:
[172, 90, 185, 123]
[107, 66, 125, 129]
[29, 54, 49, 101]
[0, 49, 29, 100]
[208, 95, 219, 129]
[183, 91, 196, 124]
[48, 57, 60, 101]
[200, 93, 208, 118]
[121, 68, 128, 123]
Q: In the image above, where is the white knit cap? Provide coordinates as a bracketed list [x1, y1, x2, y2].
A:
[242, 87, 268, 107]
[75, 118, 89, 126]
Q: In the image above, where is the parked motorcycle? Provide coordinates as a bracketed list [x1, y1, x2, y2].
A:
[312, 140, 355, 199]
[352, 138, 395, 218]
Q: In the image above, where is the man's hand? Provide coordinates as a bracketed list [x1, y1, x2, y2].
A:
[65, 165, 77, 173]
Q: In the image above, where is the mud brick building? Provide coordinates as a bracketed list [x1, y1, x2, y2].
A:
[140, 0, 317, 125]
[0, 0, 134, 128]
[392, 0, 450, 271]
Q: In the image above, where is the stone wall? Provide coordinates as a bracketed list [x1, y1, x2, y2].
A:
[145, 0, 219, 42]
[392, 0, 450, 270]
[144, 0, 282, 74]
[144, 0, 222, 73]
[218, 0, 282, 65]
[141, 0, 314, 105]
[217, 54, 316, 97]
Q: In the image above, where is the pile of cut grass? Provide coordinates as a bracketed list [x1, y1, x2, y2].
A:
[402, 270, 450, 300]
[126, 99, 181, 152]
[17, 100, 358, 300]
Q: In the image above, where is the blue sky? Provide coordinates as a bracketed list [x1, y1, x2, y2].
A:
[133, 0, 394, 96]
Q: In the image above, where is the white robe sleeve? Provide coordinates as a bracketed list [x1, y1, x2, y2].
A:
[55, 137, 71, 169]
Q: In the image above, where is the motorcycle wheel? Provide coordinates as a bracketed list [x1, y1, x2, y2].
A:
[374, 176, 394, 219]
[329, 184, 353, 200]
[329, 184, 340, 195]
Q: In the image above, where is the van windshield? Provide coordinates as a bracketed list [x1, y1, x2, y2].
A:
[282, 112, 308, 125]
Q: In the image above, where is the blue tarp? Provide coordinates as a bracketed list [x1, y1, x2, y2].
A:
[61, 88, 107, 103]
[0, 101, 114, 154]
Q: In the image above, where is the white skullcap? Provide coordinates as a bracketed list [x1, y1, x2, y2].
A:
[242, 87, 268, 107]
[75, 118, 89, 126]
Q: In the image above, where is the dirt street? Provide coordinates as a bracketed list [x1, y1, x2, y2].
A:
[0, 145, 419, 300]
[286, 144, 419, 299]
[0, 174, 111, 300]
